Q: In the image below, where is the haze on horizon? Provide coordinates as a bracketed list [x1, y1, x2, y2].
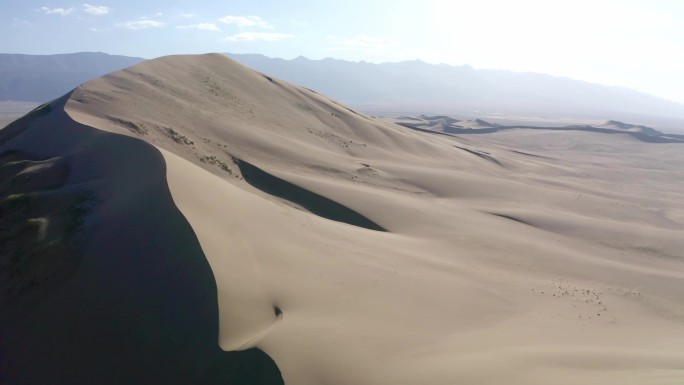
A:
[2, 0, 684, 105]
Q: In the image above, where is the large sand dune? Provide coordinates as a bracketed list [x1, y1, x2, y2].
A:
[1, 53, 683, 385]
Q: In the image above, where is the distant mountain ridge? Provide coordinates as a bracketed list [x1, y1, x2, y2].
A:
[0, 52, 144, 102]
[226, 53, 684, 121]
[3, 52, 684, 125]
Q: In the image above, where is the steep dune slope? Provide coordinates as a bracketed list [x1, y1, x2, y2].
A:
[65, 54, 447, 172]
[0, 97, 282, 385]
[2, 54, 684, 385]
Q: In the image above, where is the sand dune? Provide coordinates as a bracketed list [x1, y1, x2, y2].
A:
[394, 115, 684, 144]
[1, 53, 683, 385]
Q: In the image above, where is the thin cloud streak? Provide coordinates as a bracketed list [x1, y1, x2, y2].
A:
[116, 19, 165, 30]
[176, 23, 220, 31]
[38, 7, 75, 15]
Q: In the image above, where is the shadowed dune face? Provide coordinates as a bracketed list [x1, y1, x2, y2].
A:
[0, 103, 53, 147]
[489, 213, 533, 226]
[0, 98, 283, 385]
[0, 150, 87, 301]
[453, 145, 503, 166]
[236, 158, 386, 231]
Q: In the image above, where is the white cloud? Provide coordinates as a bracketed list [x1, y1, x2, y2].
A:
[176, 23, 220, 31]
[39, 7, 74, 15]
[218, 15, 272, 29]
[83, 3, 110, 15]
[222, 32, 292, 42]
[116, 19, 165, 30]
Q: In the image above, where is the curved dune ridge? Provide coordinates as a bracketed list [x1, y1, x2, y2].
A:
[0, 95, 282, 385]
[1, 53, 684, 385]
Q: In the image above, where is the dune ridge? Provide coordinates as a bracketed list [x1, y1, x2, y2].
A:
[0, 94, 283, 385]
[1, 53, 683, 385]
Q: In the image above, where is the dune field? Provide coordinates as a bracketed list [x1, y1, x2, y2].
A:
[1, 53, 683, 385]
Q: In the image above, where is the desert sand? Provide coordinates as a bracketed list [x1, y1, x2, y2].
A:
[1, 53, 683, 385]
[0, 101, 38, 129]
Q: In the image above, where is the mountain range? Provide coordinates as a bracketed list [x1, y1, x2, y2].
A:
[3, 52, 684, 129]
[227, 53, 684, 123]
[0, 52, 143, 102]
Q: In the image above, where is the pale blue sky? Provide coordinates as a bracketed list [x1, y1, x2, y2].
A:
[3, 0, 684, 104]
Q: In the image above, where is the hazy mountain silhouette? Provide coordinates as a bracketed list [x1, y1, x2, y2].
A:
[0, 52, 144, 102]
[227, 53, 684, 121]
[4, 51, 684, 124]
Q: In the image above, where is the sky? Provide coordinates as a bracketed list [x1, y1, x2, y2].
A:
[3, 0, 684, 104]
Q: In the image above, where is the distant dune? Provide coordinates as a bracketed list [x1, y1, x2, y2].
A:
[592, 120, 662, 135]
[394, 115, 684, 143]
[2, 53, 684, 385]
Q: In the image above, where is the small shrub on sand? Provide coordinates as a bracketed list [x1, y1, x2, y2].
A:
[199, 154, 233, 175]
[167, 128, 194, 145]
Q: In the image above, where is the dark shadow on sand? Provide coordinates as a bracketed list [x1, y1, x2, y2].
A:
[453, 145, 503, 166]
[490, 213, 533, 227]
[236, 159, 386, 232]
[0, 95, 283, 385]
